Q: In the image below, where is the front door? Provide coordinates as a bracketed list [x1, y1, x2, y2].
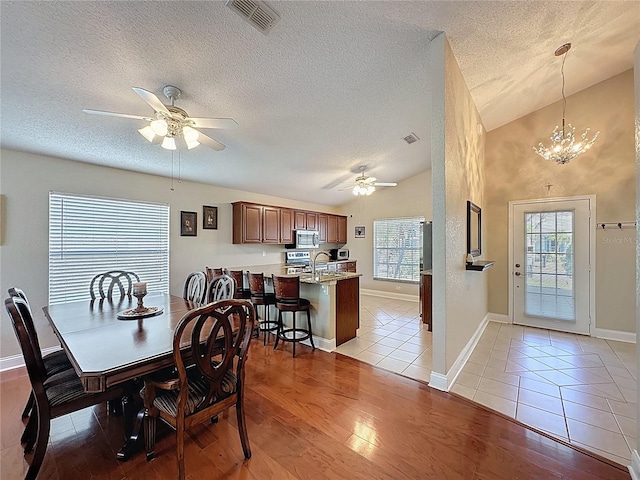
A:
[511, 197, 593, 335]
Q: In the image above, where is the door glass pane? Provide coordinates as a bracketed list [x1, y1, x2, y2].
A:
[524, 210, 575, 321]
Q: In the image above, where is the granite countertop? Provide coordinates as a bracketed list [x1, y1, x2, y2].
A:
[420, 270, 433, 275]
[235, 263, 361, 284]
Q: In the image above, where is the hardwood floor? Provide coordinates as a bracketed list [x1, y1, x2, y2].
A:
[1, 341, 630, 479]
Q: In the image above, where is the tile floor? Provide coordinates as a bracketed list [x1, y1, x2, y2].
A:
[336, 293, 637, 467]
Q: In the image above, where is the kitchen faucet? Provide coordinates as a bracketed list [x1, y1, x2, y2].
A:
[311, 251, 330, 276]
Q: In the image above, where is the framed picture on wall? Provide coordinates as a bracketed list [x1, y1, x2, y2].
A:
[355, 226, 365, 238]
[181, 211, 197, 236]
[203, 205, 218, 230]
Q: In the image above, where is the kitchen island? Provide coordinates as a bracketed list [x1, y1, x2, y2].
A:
[237, 264, 361, 350]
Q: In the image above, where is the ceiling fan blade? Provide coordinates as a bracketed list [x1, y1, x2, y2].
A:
[197, 131, 226, 151]
[132, 87, 170, 115]
[189, 117, 239, 129]
[373, 182, 398, 187]
[82, 109, 152, 121]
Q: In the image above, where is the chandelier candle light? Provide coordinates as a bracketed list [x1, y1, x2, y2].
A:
[532, 43, 599, 165]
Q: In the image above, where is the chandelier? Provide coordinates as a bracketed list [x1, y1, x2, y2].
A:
[532, 43, 599, 165]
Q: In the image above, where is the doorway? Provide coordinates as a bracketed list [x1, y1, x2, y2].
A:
[509, 196, 594, 335]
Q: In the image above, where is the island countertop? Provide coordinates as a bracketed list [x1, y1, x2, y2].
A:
[234, 263, 361, 285]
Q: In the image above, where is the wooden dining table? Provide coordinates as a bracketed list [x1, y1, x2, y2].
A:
[43, 293, 198, 459]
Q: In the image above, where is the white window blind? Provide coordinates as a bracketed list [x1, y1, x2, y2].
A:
[373, 216, 424, 283]
[49, 192, 170, 304]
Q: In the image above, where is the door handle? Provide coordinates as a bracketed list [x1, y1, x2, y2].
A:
[514, 272, 521, 276]
[515, 263, 520, 268]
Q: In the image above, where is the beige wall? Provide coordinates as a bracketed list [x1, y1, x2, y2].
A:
[339, 169, 432, 296]
[485, 70, 636, 333]
[431, 34, 488, 376]
[0, 149, 340, 358]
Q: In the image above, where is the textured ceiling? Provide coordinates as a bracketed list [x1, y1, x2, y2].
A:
[1, 1, 638, 206]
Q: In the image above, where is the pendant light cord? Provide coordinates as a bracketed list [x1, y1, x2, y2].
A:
[560, 49, 568, 135]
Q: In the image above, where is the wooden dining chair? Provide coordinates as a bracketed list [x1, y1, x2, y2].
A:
[89, 270, 140, 300]
[5, 295, 133, 480]
[142, 299, 256, 480]
[224, 269, 251, 300]
[182, 271, 208, 305]
[207, 273, 236, 303]
[8, 288, 75, 423]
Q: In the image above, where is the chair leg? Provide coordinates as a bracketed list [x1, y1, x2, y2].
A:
[292, 312, 296, 358]
[143, 410, 157, 461]
[263, 305, 268, 346]
[307, 309, 316, 350]
[25, 406, 50, 480]
[176, 417, 186, 480]
[22, 391, 34, 419]
[236, 392, 252, 459]
[273, 310, 282, 350]
[22, 410, 37, 450]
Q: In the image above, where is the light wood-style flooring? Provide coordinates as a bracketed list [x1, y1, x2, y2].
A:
[1, 335, 630, 479]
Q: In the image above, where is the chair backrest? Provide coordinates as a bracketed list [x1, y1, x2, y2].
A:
[225, 269, 246, 292]
[271, 275, 301, 302]
[207, 274, 236, 303]
[247, 272, 266, 297]
[183, 271, 208, 305]
[205, 267, 224, 282]
[89, 270, 140, 300]
[172, 299, 255, 415]
[7, 287, 45, 371]
[5, 296, 48, 394]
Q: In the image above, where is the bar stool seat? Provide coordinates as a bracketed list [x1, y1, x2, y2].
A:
[271, 275, 315, 357]
[248, 273, 278, 345]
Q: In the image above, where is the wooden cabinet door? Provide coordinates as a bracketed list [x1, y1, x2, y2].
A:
[317, 214, 328, 243]
[294, 211, 306, 230]
[337, 216, 347, 244]
[262, 206, 280, 243]
[305, 212, 318, 231]
[240, 203, 262, 243]
[345, 261, 356, 273]
[327, 215, 338, 243]
[280, 208, 293, 244]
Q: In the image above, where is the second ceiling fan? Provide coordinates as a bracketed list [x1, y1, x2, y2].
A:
[83, 85, 237, 151]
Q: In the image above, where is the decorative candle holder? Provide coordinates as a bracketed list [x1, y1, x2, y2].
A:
[132, 282, 148, 313]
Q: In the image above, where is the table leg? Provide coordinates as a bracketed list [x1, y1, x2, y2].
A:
[117, 395, 145, 461]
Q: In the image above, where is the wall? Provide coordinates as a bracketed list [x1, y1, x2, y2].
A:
[485, 70, 636, 334]
[633, 40, 639, 467]
[430, 33, 488, 378]
[0, 149, 340, 358]
[339, 169, 432, 296]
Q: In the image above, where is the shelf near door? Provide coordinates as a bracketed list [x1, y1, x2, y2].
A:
[466, 260, 495, 271]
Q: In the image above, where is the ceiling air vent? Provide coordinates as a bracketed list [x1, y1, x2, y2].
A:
[403, 132, 419, 144]
[226, 0, 281, 35]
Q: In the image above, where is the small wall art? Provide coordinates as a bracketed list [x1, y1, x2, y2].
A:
[181, 211, 197, 236]
[355, 226, 365, 238]
[203, 205, 218, 230]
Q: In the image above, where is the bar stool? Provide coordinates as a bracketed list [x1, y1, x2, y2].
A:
[248, 273, 278, 345]
[205, 267, 223, 282]
[271, 275, 315, 358]
[225, 269, 252, 300]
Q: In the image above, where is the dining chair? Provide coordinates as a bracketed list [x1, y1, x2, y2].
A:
[224, 269, 251, 300]
[8, 288, 75, 422]
[5, 295, 133, 480]
[272, 275, 315, 358]
[247, 272, 277, 345]
[182, 271, 208, 305]
[207, 273, 236, 303]
[89, 270, 140, 300]
[142, 299, 256, 480]
[205, 267, 223, 282]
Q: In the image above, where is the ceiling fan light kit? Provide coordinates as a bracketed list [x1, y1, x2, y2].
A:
[350, 166, 397, 196]
[532, 43, 599, 165]
[83, 85, 238, 152]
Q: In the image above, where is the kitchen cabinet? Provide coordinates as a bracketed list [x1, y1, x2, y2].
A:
[305, 212, 318, 230]
[294, 210, 318, 231]
[280, 208, 293, 244]
[318, 214, 328, 243]
[327, 261, 356, 273]
[420, 272, 432, 331]
[327, 215, 338, 243]
[233, 203, 262, 244]
[262, 206, 280, 244]
[337, 216, 347, 244]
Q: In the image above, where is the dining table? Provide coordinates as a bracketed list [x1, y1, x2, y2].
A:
[43, 293, 198, 460]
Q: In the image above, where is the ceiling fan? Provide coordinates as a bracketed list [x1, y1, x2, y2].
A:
[345, 166, 398, 196]
[83, 85, 237, 151]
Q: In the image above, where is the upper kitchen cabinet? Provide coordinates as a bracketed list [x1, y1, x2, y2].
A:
[305, 212, 318, 231]
[233, 202, 262, 244]
[318, 214, 328, 243]
[337, 216, 347, 244]
[280, 208, 294, 244]
[327, 215, 338, 243]
[262, 206, 280, 244]
[294, 210, 318, 231]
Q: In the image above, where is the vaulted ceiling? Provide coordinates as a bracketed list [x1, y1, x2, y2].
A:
[1, 1, 638, 205]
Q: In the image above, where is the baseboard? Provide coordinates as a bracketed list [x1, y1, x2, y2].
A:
[1, 346, 61, 372]
[429, 313, 491, 392]
[487, 312, 510, 324]
[592, 328, 636, 344]
[630, 449, 640, 480]
[360, 289, 418, 303]
[301, 335, 336, 353]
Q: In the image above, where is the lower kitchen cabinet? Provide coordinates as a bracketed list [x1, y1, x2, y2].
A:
[420, 272, 432, 332]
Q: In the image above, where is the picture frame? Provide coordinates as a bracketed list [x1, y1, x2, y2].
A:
[203, 205, 218, 230]
[355, 226, 365, 238]
[180, 211, 197, 236]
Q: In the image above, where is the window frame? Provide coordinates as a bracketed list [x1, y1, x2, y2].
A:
[373, 216, 425, 284]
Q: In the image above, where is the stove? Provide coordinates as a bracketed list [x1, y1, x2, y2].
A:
[285, 251, 311, 266]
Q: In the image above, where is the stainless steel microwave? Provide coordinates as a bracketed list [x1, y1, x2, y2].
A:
[295, 230, 320, 249]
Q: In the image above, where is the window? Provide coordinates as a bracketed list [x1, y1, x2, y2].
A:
[49, 192, 170, 304]
[373, 216, 424, 283]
